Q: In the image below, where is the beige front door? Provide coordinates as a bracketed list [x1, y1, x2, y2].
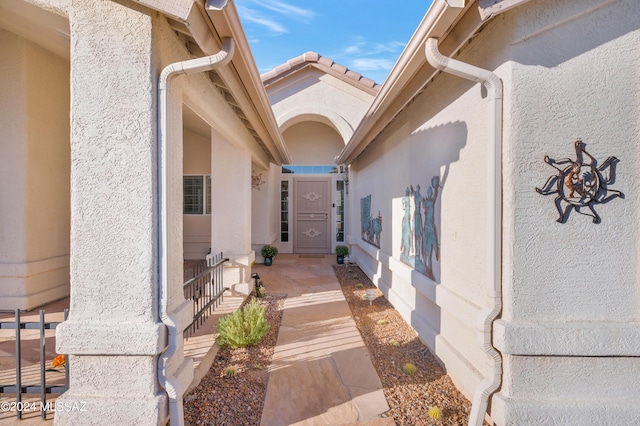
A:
[293, 177, 331, 254]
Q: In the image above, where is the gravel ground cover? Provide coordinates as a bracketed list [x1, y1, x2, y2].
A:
[184, 263, 474, 425]
[184, 294, 285, 426]
[333, 263, 473, 426]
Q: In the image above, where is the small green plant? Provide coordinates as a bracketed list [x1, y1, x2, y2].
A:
[261, 245, 278, 258]
[428, 406, 442, 420]
[224, 366, 237, 378]
[376, 319, 388, 326]
[256, 281, 266, 298]
[353, 275, 359, 279]
[355, 283, 364, 289]
[335, 245, 349, 256]
[389, 339, 400, 346]
[216, 299, 270, 348]
[361, 294, 368, 300]
[402, 363, 417, 375]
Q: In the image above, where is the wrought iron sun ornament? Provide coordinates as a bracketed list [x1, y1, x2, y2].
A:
[536, 139, 623, 224]
[251, 170, 265, 190]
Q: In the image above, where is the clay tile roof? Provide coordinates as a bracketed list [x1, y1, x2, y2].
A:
[261, 51, 381, 94]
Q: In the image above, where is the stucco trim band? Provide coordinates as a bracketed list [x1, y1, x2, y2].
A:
[492, 392, 640, 426]
[494, 320, 640, 356]
[55, 321, 166, 355]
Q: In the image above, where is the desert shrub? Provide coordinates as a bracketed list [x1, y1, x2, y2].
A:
[216, 299, 270, 348]
[355, 283, 364, 289]
[388, 339, 400, 346]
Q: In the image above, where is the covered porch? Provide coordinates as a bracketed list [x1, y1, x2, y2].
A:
[0, 259, 246, 424]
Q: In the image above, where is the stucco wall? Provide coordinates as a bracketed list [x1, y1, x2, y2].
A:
[502, 0, 640, 324]
[211, 128, 254, 290]
[183, 129, 211, 259]
[494, 0, 640, 423]
[268, 67, 375, 144]
[349, 50, 501, 399]
[350, 0, 640, 423]
[250, 163, 277, 254]
[0, 29, 70, 310]
[0, 30, 28, 266]
[283, 121, 344, 164]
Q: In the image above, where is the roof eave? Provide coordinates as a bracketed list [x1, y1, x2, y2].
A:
[134, 0, 291, 166]
[336, 0, 544, 164]
[207, 2, 291, 165]
[336, 0, 531, 165]
[261, 52, 381, 96]
[336, 0, 473, 165]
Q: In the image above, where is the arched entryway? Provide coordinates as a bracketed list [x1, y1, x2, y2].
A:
[278, 121, 347, 254]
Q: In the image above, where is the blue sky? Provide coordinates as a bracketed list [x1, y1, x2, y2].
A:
[235, 0, 433, 85]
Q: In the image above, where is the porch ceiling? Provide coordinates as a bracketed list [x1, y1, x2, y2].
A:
[167, 17, 279, 164]
[161, 0, 291, 166]
[0, 0, 70, 61]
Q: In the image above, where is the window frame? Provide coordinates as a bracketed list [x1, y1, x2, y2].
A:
[183, 175, 212, 215]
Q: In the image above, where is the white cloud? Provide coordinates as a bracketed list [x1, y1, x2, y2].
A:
[344, 45, 361, 54]
[336, 38, 403, 75]
[371, 41, 406, 54]
[237, 5, 287, 34]
[236, 1, 315, 36]
[349, 58, 395, 71]
[258, 1, 316, 21]
[339, 38, 404, 61]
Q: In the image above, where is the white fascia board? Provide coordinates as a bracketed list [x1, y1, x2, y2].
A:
[336, 0, 469, 165]
[478, 0, 534, 20]
[337, 0, 534, 165]
[206, 1, 291, 165]
[133, 0, 193, 21]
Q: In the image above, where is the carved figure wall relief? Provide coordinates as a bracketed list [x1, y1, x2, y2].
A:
[360, 194, 382, 248]
[400, 176, 440, 280]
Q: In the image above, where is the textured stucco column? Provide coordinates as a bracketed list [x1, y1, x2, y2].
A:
[491, 2, 640, 424]
[54, 2, 173, 424]
[211, 129, 254, 294]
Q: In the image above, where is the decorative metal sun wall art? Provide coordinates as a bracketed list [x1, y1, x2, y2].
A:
[536, 139, 623, 224]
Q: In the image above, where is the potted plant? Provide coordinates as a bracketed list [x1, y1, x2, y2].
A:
[261, 245, 278, 266]
[335, 245, 349, 265]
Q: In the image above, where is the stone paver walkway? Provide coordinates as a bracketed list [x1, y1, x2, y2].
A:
[255, 254, 392, 426]
[1, 255, 394, 425]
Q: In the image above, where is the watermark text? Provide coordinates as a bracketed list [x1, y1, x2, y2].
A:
[1, 400, 87, 413]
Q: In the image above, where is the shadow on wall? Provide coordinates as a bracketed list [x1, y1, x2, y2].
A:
[399, 120, 468, 285]
[267, 72, 321, 105]
[405, 121, 468, 350]
[358, 121, 467, 349]
[511, 0, 639, 68]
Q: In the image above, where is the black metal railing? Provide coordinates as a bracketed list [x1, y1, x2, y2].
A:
[0, 309, 69, 420]
[183, 252, 229, 338]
